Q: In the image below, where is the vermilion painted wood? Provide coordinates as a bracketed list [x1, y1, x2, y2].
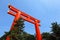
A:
[6, 5, 42, 40]
[8, 5, 40, 23]
[6, 36, 10, 40]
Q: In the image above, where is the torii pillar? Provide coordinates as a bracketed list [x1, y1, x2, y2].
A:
[6, 5, 42, 40]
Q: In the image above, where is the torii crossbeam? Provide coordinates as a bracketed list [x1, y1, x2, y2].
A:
[6, 5, 42, 40]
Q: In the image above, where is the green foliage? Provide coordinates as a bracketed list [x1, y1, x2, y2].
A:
[42, 22, 60, 40]
[51, 22, 60, 37]
[0, 18, 35, 40]
[42, 32, 50, 40]
[1, 19, 60, 40]
[51, 22, 60, 40]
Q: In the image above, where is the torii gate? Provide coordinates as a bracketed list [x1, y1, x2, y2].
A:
[6, 5, 42, 40]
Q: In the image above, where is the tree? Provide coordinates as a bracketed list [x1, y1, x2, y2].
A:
[51, 22, 60, 40]
[42, 32, 50, 40]
[42, 22, 60, 40]
[10, 18, 25, 40]
[0, 18, 35, 40]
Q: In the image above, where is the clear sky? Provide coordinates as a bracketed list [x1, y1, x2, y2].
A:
[0, 0, 60, 37]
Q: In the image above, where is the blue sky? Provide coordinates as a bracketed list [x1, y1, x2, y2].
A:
[0, 0, 60, 37]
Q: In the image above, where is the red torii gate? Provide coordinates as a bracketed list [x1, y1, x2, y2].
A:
[6, 5, 42, 40]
